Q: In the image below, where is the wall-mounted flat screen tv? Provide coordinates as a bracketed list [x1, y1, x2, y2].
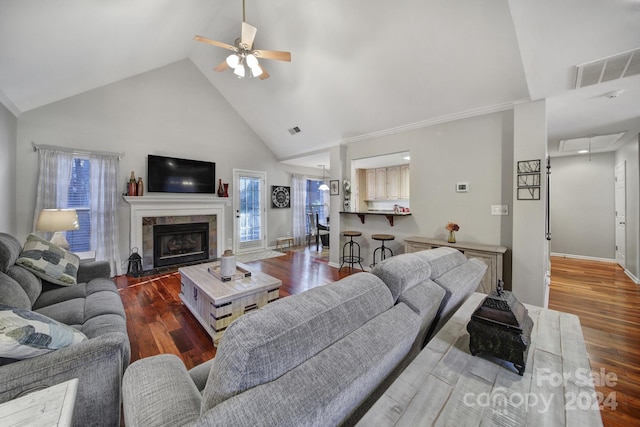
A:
[147, 155, 216, 194]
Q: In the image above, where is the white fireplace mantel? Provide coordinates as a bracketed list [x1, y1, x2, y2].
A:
[123, 195, 230, 260]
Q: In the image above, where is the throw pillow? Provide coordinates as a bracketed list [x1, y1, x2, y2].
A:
[0, 304, 87, 359]
[16, 234, 80, 287]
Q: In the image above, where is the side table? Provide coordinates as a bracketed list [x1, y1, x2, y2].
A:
[0, 378, 79, 426]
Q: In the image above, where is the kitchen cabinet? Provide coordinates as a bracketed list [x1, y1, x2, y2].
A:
[400, 165, 410, 199]
[364, 165, 410, 200]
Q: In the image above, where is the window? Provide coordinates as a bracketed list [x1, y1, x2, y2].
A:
[34, 145, 122, 274]
[65, 157, 91, 252]
[306, 179, 328, 232]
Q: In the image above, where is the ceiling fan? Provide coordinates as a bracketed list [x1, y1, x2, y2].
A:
[194, 0, 291, 80]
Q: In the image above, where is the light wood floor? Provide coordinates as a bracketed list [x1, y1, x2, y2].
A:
[116, 249, 640, 426]
[548, 256, 640, 427]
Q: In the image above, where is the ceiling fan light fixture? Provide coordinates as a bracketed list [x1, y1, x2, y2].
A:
[246, 53, 259, 68]
[234, 64, 246, 78]
[226, 54, 240, 68]
[251, 66, 263, 78]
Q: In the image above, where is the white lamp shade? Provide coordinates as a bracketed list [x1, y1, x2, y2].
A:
[246, 54, 259, 68]
[251, 65, 263, 78]
[234, 64, 246, 78]
[318, 183, 330, 191]
[36, 209, 79, 232]
[226, 54, 240, 68]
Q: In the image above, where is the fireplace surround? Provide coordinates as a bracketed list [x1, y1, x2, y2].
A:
[124, 195, 230, 272]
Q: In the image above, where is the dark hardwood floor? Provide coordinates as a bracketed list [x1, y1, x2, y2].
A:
[116, 248, 640, 426]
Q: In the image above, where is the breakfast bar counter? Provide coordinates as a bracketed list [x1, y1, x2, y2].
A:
[339, 211, 411, 226]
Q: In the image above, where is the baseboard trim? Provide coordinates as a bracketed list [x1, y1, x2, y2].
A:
[624, 269, 640, 284]
[550, 253, 616, 263]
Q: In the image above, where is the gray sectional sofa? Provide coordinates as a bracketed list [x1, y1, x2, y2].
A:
[123, 247, 487, 427]
[0, 232, 130, 427]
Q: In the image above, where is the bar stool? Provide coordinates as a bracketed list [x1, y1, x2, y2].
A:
[340, 231, 364, 271]
[371, 234, 395, 267]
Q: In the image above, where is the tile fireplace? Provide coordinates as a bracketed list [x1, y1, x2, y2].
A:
[124, 195, 230, 272]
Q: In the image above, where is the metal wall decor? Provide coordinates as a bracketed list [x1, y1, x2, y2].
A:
[516, 159, 541, 200]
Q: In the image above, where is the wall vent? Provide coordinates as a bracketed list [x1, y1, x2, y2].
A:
[575, 48, 640, 89]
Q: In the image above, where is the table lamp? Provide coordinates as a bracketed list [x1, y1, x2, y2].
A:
[36, 209, 79, 250]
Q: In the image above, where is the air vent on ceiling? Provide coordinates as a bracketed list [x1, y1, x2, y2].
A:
[558, 132, 626, 153]
[288, 126, 302, 135]
[575, 48, 640, 89]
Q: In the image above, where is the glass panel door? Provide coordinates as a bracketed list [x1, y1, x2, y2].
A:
[233, 170, 267, 253]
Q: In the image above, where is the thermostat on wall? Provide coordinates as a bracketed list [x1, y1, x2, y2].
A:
[456, 182, 469, 192]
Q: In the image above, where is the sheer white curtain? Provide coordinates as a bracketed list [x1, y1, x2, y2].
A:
[32, 148, 74, 231]
[88, 153, 122, 276]
[33, 146, 122, 276]
[291, 174, 308, 246]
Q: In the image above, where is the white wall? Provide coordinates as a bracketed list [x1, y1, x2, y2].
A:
[0, 103, 17, 234]
[616, 136, 640, 281]
[550, 153, 615, 260]
[511, 100, 549, 307]
[15, 59, 315, 274]
[341, 110, 514, 282]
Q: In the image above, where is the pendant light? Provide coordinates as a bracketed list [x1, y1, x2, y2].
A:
[318, 165, 329, 191]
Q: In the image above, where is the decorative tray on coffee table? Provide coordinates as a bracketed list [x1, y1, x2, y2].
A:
[208, 264, 252, 282]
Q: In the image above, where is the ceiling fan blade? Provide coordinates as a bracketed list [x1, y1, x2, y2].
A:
[214, 61, 229, 72]
[253, 49, 291, 62]
[258, 64, 270, 80]
[241, 22, 257, 50]
[193, 35, 236, 52]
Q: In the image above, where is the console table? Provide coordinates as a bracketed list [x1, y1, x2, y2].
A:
[359, 293, 604, 427]
[405, 237, 507, 293]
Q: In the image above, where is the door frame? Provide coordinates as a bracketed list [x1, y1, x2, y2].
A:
[615, 161, 626, 269]
[232, 169, 267, 254]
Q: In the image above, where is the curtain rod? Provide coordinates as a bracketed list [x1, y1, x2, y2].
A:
[31, 141, 124, 160]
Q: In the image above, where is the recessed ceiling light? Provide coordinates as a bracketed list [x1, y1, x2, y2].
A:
[402, 156, 410, 160]
[578, 150, 589, 154]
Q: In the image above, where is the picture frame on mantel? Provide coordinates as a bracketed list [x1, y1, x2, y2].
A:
[330, 180, 340, 196]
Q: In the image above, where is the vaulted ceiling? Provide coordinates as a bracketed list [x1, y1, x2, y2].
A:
[1, 0, 639, 165]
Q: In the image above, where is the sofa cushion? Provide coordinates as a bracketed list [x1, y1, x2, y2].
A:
[371, 253, 432, 302]
[201, 272, 394, 411]
[6, 265, 42, 305]
[200, 303, 421, 426]
[0, 304, 87, 360]
[33, 279, 126, 328]
[433, 258, 487, 332]
[412, 247, 467, 279]
[15, 234, 80, 287]
[0, 272, 32, 310]
[0, 233, 23, 272]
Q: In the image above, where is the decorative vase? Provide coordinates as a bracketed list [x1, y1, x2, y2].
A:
[217, 179, 224, 197]
[223, 183, 229, 197]
[448, 230, 456, 243]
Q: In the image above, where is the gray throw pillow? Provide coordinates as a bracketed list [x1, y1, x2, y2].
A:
[0, 304, 87, 359]
[16, 234, 80, 286]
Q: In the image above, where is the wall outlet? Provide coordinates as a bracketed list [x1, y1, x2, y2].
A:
[491, 205, 509, 215]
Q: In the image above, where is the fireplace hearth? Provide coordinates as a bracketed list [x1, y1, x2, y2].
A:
[153, 223, 209, 268]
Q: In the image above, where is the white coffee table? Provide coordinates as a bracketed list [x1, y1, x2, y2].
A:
[179, 261, 282, 346]
[359, 292, 604, 427]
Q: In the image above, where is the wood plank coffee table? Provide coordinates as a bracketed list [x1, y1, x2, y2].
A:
[179, 261, 282, 346]
[360, 292, 605, 427]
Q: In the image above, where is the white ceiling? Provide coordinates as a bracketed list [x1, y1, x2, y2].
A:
[1, 0, 639, 166]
